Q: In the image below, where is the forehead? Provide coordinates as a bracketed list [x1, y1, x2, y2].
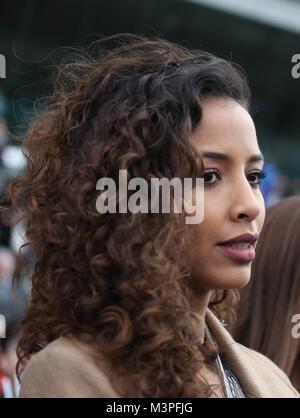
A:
[192, 96, 260, 156]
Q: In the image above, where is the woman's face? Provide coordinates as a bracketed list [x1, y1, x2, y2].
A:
[190, 96, 265, 291]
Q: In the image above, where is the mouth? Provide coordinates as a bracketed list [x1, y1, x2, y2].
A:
[216, 233, 258, 264]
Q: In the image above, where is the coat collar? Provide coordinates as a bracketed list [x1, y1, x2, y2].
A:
[205, 309, 269, 398]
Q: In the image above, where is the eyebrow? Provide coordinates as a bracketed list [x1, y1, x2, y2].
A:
[201, 151, 264, 163]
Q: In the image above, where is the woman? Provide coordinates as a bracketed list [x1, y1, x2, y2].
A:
[233, 195, 300, 392]
[1, 34, 298, 398]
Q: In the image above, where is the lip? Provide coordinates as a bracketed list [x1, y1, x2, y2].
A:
[216, 233, 258, 264]
[217, 233, 259, 245]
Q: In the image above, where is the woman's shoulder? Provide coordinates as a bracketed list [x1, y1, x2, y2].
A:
[206, 310, 299, 397]
[19, 336, 121, 398]
[22, 336, 101, 367]
[235, 342, 288, 378]
[232, 342, 299, 397]
[21, 336, 99, 372]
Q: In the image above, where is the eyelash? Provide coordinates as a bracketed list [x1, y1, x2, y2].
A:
[202, 169, 267, 188]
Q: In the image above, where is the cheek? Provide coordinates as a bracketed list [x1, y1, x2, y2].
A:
[192, 195, 220, 249]
[257, 193, 266, 231]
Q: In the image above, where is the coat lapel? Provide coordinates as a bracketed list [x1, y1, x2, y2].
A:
[205, 309, 266, 398]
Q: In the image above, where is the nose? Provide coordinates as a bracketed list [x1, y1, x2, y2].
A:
[229, 177, 264, 223]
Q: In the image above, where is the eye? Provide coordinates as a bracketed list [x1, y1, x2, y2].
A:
[202, 169, 221, 185]
[247, 170, 267, 187]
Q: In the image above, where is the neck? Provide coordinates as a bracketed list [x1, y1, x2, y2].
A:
[190, 289, 211, 344]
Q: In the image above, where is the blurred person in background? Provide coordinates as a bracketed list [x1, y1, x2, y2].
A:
[0, 310, 22, 398]
[0, 246, 15, 289]
[0, 115, 11, 247]
[259, 160, 281, 208]
[1, 34, 298, 398]
[0, 246, 27, 397]
[0, 91, 27, 248]
[233, 195, 300, 392]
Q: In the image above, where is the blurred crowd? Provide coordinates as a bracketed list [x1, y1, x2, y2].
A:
[0, 107, 29, 398]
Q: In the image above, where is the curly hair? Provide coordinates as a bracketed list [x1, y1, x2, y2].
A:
[1, 34, 250, 397]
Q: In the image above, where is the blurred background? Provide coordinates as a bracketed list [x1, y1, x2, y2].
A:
[0, 0, 299, 397]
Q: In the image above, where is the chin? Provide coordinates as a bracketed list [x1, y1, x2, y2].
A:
[206, 264, 252, 290]
[220, 267, 252, 289]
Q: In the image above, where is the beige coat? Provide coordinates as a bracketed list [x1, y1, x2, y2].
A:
[19, 309, 299, 398]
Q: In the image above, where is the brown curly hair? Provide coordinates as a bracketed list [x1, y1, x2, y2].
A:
[1, 34, 250, 397]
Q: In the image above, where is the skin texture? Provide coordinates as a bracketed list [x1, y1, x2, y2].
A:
[189, 96, 266, 329]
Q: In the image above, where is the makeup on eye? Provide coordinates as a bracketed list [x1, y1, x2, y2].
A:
[200, 167, 267, 187]
[247, 169, 267, 186]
